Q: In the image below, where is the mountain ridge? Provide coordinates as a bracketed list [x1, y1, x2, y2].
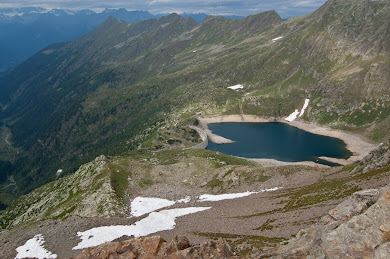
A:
[0, 7, 245, 72]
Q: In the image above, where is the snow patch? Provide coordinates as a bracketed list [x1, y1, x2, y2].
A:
[285, 98, 310, 122]
[285, 109, 300, 122]
[64, 10, 75, 15]
[177, 196, 191, 203]
[272, 36, 283, 42]
[130, 197, 175, 217]
[299, 99, 310, 117]
[15, 234, 57, 259]
[227, 84, 244, 90]
[73, 207, 210, 250]
[198, 187, 282, 202]
[258, 187, 282, 192]
[199, 191, 256, 202]
[3, 12, 25, 17]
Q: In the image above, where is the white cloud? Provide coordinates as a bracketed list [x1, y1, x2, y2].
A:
[293, 0, 323, 7]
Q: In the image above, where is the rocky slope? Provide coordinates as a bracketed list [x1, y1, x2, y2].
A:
[352, 138, 390, 174]
[0, 140, 389, 258]
[255, 183, 390, 258]
[0, 155, 123, 229]
[0, 149, 279, 230]
[76, 182, 390, 259]
[70, 140, 390, 259]
[248, 138, 390, 258]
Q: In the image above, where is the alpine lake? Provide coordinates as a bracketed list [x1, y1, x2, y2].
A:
[206, 122, 352, 166]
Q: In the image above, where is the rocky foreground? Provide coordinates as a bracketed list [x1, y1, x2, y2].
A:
[76, 235, 237, 259]
[256, 184, 390, 258]
[74, 182, 390, 258]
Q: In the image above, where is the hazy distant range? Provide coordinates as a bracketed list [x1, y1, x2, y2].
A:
[0, 7, 244, 73]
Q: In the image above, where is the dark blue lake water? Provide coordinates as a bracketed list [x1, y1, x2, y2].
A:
[206, 122, 352, 165]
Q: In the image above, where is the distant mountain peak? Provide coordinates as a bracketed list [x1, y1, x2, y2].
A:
[243, 9, 282, 24]
[103, 15, 119, 25]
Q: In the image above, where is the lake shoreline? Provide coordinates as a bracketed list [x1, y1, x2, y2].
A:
[197, 114, 378, 167]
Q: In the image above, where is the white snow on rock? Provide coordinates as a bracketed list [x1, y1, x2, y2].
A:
[177, 196, 191, 203]
[56, 169, 63, 176]
[3, 12, 25, 17]
[258, 187, 282, 192]
[198, 187, 282, 202]
[299, 99, 310, 117]
[130, 197, 175, 217]
[64, 10, 76, 15]
[285, 109, 300, 122]
[285, 98, 310, 122]
[15, 234, 57, 259]
[227, 84, 244, 90]
[73, 207, 211, 250]
[199, 191, 256, 202]
[272, 36, 283, 42]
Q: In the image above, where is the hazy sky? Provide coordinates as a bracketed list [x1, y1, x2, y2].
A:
[0, 0, 327, 18]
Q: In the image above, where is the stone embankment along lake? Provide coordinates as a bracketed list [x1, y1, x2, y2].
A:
[185, 126, 208, 150]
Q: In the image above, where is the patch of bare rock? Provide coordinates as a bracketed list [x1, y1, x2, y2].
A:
[253, 183, 390, 258]
[352, 138, 390, 174]
[75, 235, 238, 259]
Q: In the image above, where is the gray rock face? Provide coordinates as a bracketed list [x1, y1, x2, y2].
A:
[352, 139, 390, 174]
[254, 183, 390, 258]
[327, 189, 380, 221]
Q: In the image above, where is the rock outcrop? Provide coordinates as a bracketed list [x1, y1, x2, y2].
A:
[76, 235, 238, 259]
[254, 183, 390, 258]
[0, 155, 126, 230]
[352, 139, 390, 174]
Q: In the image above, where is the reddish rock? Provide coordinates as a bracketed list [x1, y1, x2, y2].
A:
[76, 235, 238, 259]
[141, 236, 165, 255]
[76, 240, 140, 259]
[166, 236, 190, 254]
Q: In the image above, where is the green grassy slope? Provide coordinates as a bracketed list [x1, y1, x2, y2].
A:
[0, 0, 389, 206]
